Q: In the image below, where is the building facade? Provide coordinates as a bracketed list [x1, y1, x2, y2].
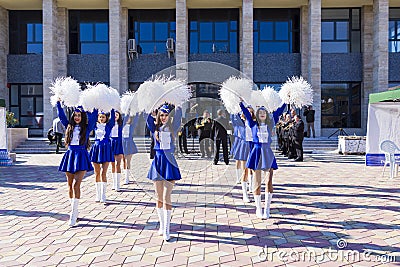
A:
[0, 0, 399, 136]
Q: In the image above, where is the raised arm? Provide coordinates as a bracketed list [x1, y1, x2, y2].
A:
[172, 107, 182, 133]
[145, 113, 156, 133]
[273, 103, 286, 125]
[239, 102, 256, 127]
[87, 108, 98, 132]
[106, 109, 116, 130]
[56, 101, 69, 128]
[131, 113, 139, 130]
[230, 113, 244, 127]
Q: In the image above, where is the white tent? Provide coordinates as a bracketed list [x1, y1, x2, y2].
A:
[365, 90, 400, 166]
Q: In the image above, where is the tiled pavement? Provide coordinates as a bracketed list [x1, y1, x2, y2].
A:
[0, 152, 399, 266]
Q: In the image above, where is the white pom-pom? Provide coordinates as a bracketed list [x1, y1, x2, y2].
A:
[120, 91, 134, 115]
[107, 87, 121, 112]
[49, 77, 81, 107]
[136, 80, 165, 113]
[261, 86, 283, 112]
[129, 93, 139, 116]
[249, 90, 266, 109]
[163, 78, 192, 107]
[279, 76, 313, 108]
[220, 76, 253, 114]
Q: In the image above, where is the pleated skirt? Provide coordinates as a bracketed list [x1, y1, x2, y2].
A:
[147, 150, 181, 181]
[90, 140, 114, 163]
[59, 145, 93, 173]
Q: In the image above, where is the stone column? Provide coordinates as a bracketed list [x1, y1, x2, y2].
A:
[300, 5, 309, 81]
[43, 0, 60, 136]
[176, 0, 188, 80]
[121, 7, 128, 91]
[240, 0, 253, 80]
[373, 0, 389, 92]
[362, 6, 374, 133]
[109, 0, 127, 93]
[0, 6, 8, 107]
[308, 0, 321, 137]
[57, 8, 68, 78]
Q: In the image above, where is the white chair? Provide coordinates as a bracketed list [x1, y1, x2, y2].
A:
[380, 140, 400, 179]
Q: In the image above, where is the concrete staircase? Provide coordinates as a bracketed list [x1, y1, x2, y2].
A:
[13, 136, 339, 154]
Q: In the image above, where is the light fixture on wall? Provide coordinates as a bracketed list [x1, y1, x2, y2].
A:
[328, 98, 334, 103]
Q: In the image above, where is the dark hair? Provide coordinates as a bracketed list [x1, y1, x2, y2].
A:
[115, 111, 123, 126]
[97, 113, 109, 123]
[256, 108, 273, 129]
[65, 111, 89, 149]
[155, 110, 173, 131]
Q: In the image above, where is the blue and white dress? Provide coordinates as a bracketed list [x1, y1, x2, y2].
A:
[111, 119, 124, 156]
[89, 110, 115, 164]
[146, 108, 182, 181]
[57, 101, 97, 173]
[231, 113, 251, 161]
[240, 102, 276, 171]
[230, 114, 239, 156]
[122, 114, 139, 155]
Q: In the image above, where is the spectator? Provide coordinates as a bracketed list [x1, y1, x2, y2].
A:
[52, 117, 65, 154]
[303, 105, 315, 138]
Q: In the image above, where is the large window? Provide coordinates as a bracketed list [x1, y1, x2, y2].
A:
[321, 83, 361, 128]
[189, 9, 238, 54]
[9, 84, 43, 136]
[389, 8, 400, 52]
[69, 10, 109, 54]
[253, 9, 300, 53]
[9, 11, 43, 54]
[129, 10, 175, 54]
[321, 9, 360, 53]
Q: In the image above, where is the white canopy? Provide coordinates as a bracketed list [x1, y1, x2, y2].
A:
[365, 102, 400, 166]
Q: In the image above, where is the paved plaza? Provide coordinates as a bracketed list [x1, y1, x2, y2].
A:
[0, 152, 399, 266]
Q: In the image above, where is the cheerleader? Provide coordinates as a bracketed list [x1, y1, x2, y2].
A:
[146, 104, 182, 241]
[90, 110, 115, 203]
[122, 113, 139, 185]
[110, 111, 124, 191]
[231, 112, 252, 203]
[230, 113, 240, 181]
[240, 101, 276, 219]
[56, 101, 97, 226]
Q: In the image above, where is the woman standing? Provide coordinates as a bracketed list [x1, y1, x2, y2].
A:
[90, 110, 115, 203]
[122, 113, 139, 185]
[146, 104, 182, 241]
[240, 102, 276, 219]
[56, 101, 97, 226]
[110, 111, 124, 191]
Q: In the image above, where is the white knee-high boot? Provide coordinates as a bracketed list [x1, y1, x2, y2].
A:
[100, 182, 107, 203]
[241, 182, 250, 203]
[248, 174, 253, 193]
[263, 192, 273, 219]
[69, 198, 79, 226]
[95, 182, 101, 202]
[254, 194, 263, 219]
[124, 169, 130, 185]
[156, 208, 164, 235]
[116, 173, 121, 192]
[111, 173, 116, 190]
[163, 209, 172, 241]
[235, 169, 241, 184]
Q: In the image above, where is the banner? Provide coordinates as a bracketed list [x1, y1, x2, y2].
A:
[366, 102, 400, 166]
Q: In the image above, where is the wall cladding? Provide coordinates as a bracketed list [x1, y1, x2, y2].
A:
[128, 54, 176, 82]
[321, 53, 362, 82]
[389, 53, 400, 82]
[67, 55, 109, 83]
[7, 55, 43, 83]
[253, 53, 301, 83]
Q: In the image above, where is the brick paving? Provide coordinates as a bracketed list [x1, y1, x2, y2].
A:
[0, 152, 399, 266]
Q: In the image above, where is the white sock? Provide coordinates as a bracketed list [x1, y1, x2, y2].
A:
[249, 175, 253, 193]
[124, 169, 130, 185]
[95, 182, 101, 202]
[163, 209, 172, 241]
[69, 198, 79, 226]
[100, 182, 107, 203]
[241, 182, 250, 203]
[263, 192, 273, 219]
[254, 195, 263, 219]
[116, 173, 121, 192]
[156, 208, 164, 235]
[235, 169, 241, 184]
[112, 173, 116, 190]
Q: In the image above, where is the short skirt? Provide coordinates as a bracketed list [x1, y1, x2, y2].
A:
[246, 142, 275, 171]
[147, 150, 181, 181]
[90, 140, 114, 163]
[232, 139, 250, 161]
[230, 136, 240, 155]
[59, 145, 94, 173]
[122, 137, 138, 155]
[111, 137, 124, 155]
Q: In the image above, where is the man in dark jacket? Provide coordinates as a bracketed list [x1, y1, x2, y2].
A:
[303, 105, 315, 138]
[211, 109, 230, 165]
[196, 110, 213, 158]
[292, 115, 305, 161]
